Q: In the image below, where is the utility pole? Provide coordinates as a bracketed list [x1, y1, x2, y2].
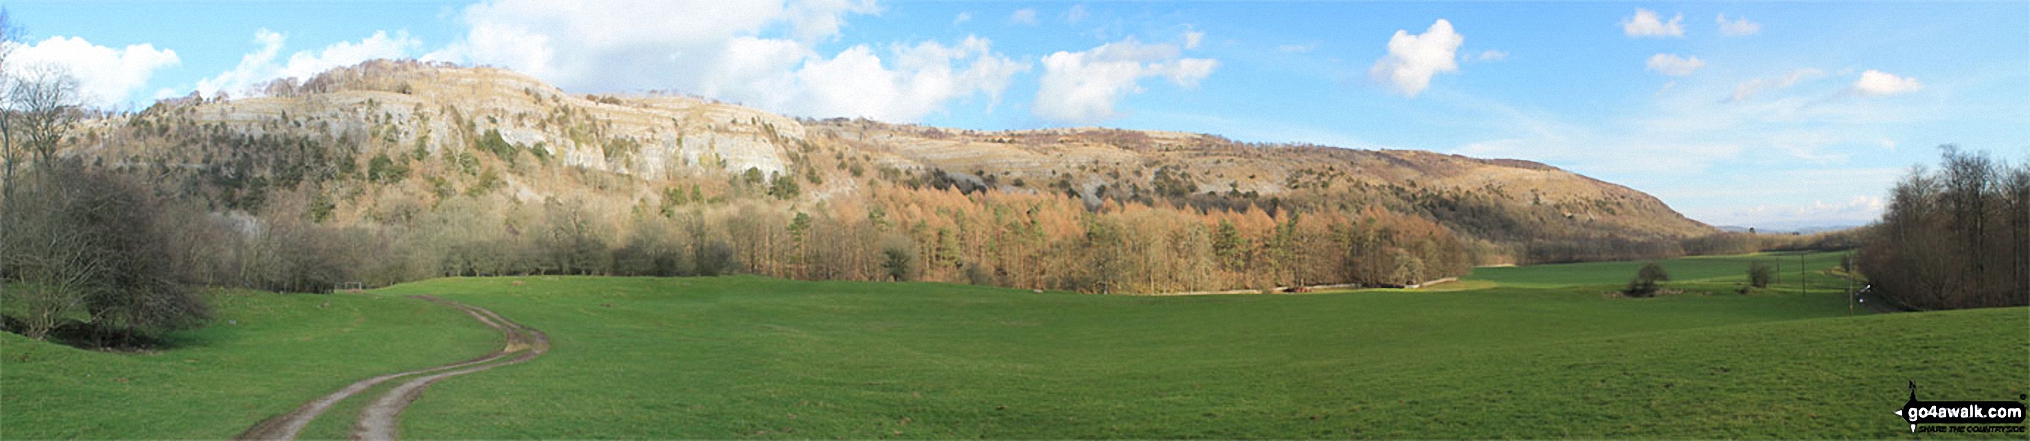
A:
[1799, 253, 1807, 296]
[1847, 251, 1855, 317]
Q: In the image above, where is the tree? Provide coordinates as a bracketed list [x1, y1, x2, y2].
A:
[1212, 220, 1247, 272]
[8, 65, 81, 167]
[540, 199, 609, 275]
[1625, 262, 1669, 297]
[880, 235, 918, 282]
[767, 171, 800, 199]
[2, 168, 105, 339]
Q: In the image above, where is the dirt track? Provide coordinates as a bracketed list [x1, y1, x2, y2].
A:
[235, 296, 546, 441]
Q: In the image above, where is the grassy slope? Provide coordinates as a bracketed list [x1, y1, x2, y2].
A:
[377, 252, 2024, 438]
[0, 290, 500, 439]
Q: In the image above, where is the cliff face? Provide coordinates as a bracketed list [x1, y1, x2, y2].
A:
[67, 59, 1710, 255]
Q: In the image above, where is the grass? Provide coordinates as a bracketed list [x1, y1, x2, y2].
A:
[378, 252, 2020, 438]
[0, 290, 500, 438]
[4, 251, 2024, 438]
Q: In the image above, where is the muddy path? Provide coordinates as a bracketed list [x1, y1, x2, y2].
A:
[235, 296, 546, 441]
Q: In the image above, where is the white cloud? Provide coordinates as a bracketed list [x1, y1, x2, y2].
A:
[1065, 5, 1088, 24]
[1622, 9, 1684, 38]
[1729, 68, 1823, 102]
[1010, 8, 1038, 25]
[1369, 19, 1464, 97]
[7, 36, 180, 107]
[444, 0, 1019, 122]
[456, 0, 799, 90]
[1645, 53, 1704, 76]
[1851, 70, 1922, 96]
[1184, 30, 1204, 50]
[1034, 37, 1218, 123]
[793, 37, 1028, 121]
[1716, 14, 1760, 36]
[1466, 49, 1507, 62]
[195, 29, 421, 97]
[952, 12, 971, 26]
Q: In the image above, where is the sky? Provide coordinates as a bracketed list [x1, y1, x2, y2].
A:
[5, 0, 2027, 228]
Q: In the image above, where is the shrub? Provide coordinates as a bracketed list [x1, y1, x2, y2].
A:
[1748, 261, 1775, 288]
[1625, 262, 1670, 297]
[0, 165, 212, 343]
[693, 240, 737, 276]
[963, 262, 998, 286]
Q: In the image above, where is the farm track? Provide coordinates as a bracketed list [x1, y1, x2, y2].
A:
[234, 295, 546, 441]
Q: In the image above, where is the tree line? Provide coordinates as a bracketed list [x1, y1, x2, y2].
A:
[1858, 145, 2029, 310]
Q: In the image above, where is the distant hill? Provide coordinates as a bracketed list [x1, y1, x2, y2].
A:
[49, 60, 1721, 291]
[1717, 224, 1864, 235]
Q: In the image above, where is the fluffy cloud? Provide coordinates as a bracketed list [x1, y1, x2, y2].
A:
[1645, 53, 1704, 76]
[1622, 9, 1684, 38]
[1034, 37, 1218, 123]
[1467, 49, 1507, 62]
[1369, 19, 1464, 97]
[1729, 68, 1823, 102]
[454, 0, 796, 90]
[1010, 8, 1038, 25]
[6, 36, 180, 107]
[1850, 70, 1922, 96]
[793, 37, 1028, 120]
[1184, 30, 1204, 50]
[196, 29, 421, 97]
[1716, 14, 1760, 36]
[445, 0, 1020, 122]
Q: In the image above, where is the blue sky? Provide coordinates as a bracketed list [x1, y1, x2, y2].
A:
[7, 1, 2027, 228]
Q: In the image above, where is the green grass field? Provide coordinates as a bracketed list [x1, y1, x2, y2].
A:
[5, 251, 2026, 438]
[0, 290, 500, 438]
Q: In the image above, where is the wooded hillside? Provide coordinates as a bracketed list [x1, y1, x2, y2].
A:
[26, 59, 1729, 294]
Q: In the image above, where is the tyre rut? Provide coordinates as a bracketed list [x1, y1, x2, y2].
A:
[235, 295, 545, 441]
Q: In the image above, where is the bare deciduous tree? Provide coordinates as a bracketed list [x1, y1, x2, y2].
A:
[9, 64, 80, 167]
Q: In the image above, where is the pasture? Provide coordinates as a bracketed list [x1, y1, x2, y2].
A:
[3, 251, 2024, 438]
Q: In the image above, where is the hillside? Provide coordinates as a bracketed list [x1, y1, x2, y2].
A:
[48, 59, 1718, 292]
